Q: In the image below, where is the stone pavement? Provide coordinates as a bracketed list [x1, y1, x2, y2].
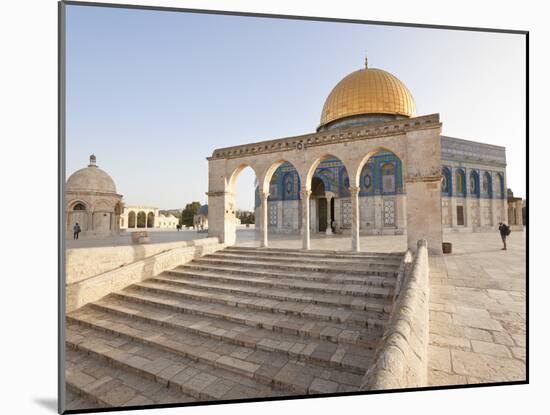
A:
[427, 231, 526, 385]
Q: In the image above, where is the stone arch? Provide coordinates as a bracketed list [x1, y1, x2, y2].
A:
[305, 154, 352, 192]
[68, 199, 89, 211]
[128, 211, 136, 228]
[147, 211, 155, 228]
[228, 163, 262, 193]
[260, 159, 299, 196]
[67, 199, 90, 233]
[137, 211, 146, 228]
[353, 146, 405, 188]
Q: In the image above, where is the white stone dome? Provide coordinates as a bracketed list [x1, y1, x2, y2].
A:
[66, 155, 117, 194]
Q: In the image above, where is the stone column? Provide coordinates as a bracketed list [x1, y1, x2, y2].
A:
[144, 212, 148, 229]
[325, 195, 333, 235]
[406, 176, 443, 255]
[260, 192, 269, 248]
[300, 189, 311, 250]
[207, 191, 237, 245]
[350, 186, 360, 252]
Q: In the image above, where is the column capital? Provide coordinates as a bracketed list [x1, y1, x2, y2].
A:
[300, 189, 312, 199]
[349, 186, 360, 196]
[260, 191, 270, 200]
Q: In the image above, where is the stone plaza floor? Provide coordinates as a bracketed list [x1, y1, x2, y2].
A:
[427, 231, 526, 386]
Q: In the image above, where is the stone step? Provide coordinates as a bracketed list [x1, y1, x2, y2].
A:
[226, 246, 404, 258]
[132, 280, 387, 324]
[192, 257, 399, 277]
[150, 274, 391, 312]
[65, 346, 198, 407]
[174, 262, 397, 288]
[66, 382, 101, 411]
[68, 307, 367, 394]
[85, 297, 374, 374]
[208, 251, 403, 267]
[65, 324, 289, 401]
[166, 267, 394, 298]
[114, 287, 385, 344]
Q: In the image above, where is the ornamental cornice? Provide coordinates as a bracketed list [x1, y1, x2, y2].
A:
[208, 114, 441, 161]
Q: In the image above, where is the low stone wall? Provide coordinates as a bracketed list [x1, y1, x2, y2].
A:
[66, 237, 224, 313]
[66, 237, 220, 284]
[361, 239, 430, 390]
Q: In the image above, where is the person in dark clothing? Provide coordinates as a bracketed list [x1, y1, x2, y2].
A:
[498, 222, 510, 250]
[73, 222, 81, 240]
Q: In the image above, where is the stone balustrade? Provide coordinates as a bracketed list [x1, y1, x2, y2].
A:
[361, 239, 430, 390]
[65, 237, 225, 312]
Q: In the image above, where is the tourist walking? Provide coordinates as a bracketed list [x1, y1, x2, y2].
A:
[73, 222, 81, 240]
[498, 222, 511, 250]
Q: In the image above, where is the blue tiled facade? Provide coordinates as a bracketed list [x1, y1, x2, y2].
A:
[255, 151, 405, 208]
[255, 136, 506, 209]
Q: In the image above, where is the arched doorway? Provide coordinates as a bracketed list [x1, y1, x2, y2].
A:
[230, 164, 259, 245]
[137, 211, 146, 228]
[68, 201, 88, 235]
[311, 177, 328, 232]
[128, 211, 136, 228]
[147, 212, 155, 228]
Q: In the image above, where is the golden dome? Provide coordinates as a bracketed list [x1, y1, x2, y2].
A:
[319, 59, 416, 129]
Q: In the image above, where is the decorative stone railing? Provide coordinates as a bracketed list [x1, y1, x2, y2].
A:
[361, 240, 430, 390]
[209, 114, 441, 160]
[65, 237, 225, 312]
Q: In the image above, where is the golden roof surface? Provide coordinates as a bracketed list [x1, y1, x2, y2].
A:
[319, 59, 416, 128]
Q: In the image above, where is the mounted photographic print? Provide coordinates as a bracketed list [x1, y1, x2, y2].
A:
[59, 1, 528, 413]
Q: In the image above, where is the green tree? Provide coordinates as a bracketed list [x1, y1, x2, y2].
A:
[236, 210, 255, 225]
[181, 202, 201, 227]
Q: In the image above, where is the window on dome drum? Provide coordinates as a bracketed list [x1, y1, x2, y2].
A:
[381, 162, 395, 193]
[72, 203, 86, 211]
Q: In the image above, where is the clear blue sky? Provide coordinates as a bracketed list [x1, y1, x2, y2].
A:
[66, 4, 526, 211]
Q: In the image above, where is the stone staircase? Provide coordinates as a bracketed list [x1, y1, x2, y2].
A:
[65, 246, 403, 410]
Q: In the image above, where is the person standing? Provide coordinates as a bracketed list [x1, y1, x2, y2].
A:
[73, 222, 81, 240]
[498, 222, 510, 250]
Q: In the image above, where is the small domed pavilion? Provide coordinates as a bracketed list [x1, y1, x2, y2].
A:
[65, 155, 123, 238]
